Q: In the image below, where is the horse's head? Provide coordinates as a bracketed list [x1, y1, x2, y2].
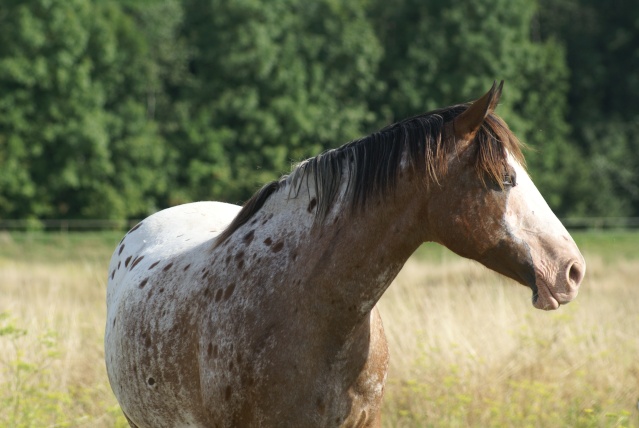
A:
[425, 82, 585, 310]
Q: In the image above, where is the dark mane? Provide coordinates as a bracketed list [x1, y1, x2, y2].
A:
[214, 104, 524, 247]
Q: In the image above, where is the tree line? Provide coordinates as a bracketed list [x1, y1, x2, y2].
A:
[0, 0, 636, 221]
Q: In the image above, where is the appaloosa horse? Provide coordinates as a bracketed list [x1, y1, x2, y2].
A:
[105, 82, 585, 427]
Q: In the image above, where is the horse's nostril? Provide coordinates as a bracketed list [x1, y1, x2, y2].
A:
[568, 262, 583, 286]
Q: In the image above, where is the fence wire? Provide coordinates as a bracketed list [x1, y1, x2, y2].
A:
[1, 218, 639, 232]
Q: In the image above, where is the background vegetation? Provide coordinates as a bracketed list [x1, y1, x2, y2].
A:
[0, 1, 637, 426]
[1, 231, 638, 427]
[0, 0, 637, 221]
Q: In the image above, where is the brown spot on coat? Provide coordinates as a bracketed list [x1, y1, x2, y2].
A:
[272, 242, 284, 253]
[131, 256, 145, 270]
[223, 284, 236, 300]
[125, 256, 132, 268]
[118, 244, 125, 255]
[243, 230, 255, 245]
[163, 262, 174, 272]
[111, 270, 115, 280]
[149, 261, 160, 270]
[139, 278, 149, 288]
[183, 264, 190, 271]
[317, 398, 326, 414]
[129, 222, 143, 233]
[147, 377, 155, 386]
[235, 251, 245, 269]
[215, 289, 223, 302]
[308, 198, 317, 213]
[224, 385, 232, 401]
[264, 237, 273, 246]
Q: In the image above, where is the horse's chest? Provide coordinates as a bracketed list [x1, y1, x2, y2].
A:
[197, 303, 389, 427]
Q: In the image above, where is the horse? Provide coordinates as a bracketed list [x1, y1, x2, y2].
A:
[105, 82, 585, 427]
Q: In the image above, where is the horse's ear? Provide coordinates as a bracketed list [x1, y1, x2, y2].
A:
[452, 80, 503, 141]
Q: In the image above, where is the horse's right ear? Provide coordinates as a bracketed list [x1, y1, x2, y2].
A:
[452, 81, 503, 142]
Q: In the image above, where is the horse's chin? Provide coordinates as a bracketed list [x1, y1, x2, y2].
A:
[531, 282, 560, 311]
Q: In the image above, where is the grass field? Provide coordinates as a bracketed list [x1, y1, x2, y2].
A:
[0, 230, 638, 427]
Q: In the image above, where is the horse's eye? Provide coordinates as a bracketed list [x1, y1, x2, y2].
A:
[503, 171, 517, 187]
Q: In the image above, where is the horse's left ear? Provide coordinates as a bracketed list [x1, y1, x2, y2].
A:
[452, 80, 504, 142]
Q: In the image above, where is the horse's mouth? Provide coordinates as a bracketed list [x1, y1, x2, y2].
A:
[531, 282, 560, 311]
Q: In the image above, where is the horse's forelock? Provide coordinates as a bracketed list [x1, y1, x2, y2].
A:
[474, 113, 526, 189]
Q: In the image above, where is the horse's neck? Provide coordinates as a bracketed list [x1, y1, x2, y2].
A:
[266, 167, 427, 329]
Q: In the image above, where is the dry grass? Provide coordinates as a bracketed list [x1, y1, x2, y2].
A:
[0, 233, 125, 427]
[379, 249, 639, 427]
[0, 231, 638, 427]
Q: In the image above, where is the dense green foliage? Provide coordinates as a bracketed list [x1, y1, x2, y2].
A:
[0, 0, 171, 219]
[0, 0, 634, 220]
[537, 0, 639, 216]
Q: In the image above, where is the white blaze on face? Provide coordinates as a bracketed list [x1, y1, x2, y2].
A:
[503, 152, 585, 310]
[504, 153, 570, 238]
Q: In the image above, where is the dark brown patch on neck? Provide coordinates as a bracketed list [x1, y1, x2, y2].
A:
[223, 284, 236, 300]
[307, 198, 317, 213]
[243, 230, 255, 245]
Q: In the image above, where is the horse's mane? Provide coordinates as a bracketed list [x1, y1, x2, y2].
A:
[214, 104, 524, 247]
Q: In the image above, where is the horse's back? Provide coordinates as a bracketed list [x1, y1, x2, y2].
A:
[107, 201, 240, 297]
[105, 201, 240, 427]
[110, 201, 239, 267]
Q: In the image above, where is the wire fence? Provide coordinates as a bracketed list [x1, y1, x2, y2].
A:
[560, 217, 639, 230]
[0, 219, 141, 232]
[1, 217, 639, 232]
